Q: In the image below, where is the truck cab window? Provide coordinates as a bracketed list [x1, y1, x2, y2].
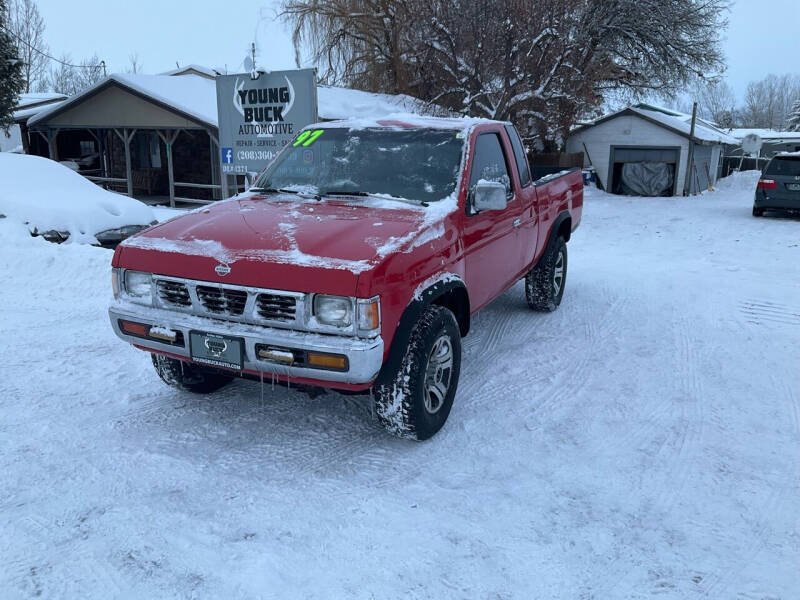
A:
[469, 133, 511, 194]
[504, 124, 531, 187]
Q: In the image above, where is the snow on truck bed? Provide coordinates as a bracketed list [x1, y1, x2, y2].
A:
[0, 153, 155, 243]
[1, 173, 798, 598]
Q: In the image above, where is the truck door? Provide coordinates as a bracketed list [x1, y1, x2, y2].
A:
[504, 124, 539, 270]
[462, 130, 527, 310]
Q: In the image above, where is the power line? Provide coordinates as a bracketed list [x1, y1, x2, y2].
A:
[0, 23, 105, 74]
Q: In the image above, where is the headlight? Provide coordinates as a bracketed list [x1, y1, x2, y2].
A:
[123, 270, 153, 304]
[313, 295, 352, 327]
[95, 225, 148, 244]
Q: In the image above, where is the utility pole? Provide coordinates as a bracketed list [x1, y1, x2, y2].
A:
[683, 102, 698, 196]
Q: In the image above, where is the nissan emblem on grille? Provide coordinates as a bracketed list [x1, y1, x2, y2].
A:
[215, 263, 231, 276]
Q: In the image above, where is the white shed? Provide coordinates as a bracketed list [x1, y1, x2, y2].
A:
[566, 104, 738, 196]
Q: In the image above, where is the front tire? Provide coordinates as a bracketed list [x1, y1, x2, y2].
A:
[526, 236, 567, 311]
[373, 305, 462, 440]
[151, 354, 234, 394]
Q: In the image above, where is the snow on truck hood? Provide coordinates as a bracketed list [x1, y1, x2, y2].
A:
[118, 192, 453, 291]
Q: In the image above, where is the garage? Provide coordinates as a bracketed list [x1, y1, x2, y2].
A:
[566, 104, 736, 197]
[609, 146, 681, 196]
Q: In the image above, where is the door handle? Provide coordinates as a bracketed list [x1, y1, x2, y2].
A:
[513, 218, 521, 228]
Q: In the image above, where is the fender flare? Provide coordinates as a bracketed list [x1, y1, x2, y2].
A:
[544, 210, 573, 251]
[375, 276, 469, 385]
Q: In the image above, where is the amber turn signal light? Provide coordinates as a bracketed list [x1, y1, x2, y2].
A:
[120, 320, 149, 337]
[307, 352, 348, 371]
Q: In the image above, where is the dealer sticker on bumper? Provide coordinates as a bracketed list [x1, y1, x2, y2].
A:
[189, 331, 244, 370]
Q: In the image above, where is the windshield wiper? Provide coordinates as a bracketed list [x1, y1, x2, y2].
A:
[249, 187, 295, 194]
[320, 190, 429, 207]
[249, 187, 321, 200]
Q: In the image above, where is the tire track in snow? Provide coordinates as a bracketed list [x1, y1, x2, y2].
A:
[739, 299, 800, 327]
[585, 311, 707, 599]
[701, 375, 800, 599]
[459, 283, 632, 435]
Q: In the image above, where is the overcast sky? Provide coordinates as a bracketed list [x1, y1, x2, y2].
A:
[37, 0, 800, 102]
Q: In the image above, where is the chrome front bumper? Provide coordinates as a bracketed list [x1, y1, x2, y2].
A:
[109, 301, 384, 385]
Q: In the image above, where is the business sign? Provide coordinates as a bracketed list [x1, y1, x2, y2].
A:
[215, 68, 317, 176]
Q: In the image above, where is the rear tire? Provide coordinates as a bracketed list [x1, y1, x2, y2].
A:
[151, 354, 234, 394]
[752, 206, 764, 217]
[373, 305, 461, 441]
[526, 236, 567, 312]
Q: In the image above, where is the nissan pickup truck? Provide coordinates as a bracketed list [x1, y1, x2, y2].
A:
[109, 116, 583, 440]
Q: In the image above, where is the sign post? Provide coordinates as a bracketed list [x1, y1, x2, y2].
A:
[215, 68, 318, 196]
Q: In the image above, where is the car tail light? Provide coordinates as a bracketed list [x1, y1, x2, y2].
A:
[758, 178, 777, 189]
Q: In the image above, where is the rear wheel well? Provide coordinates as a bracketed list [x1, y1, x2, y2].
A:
[432, 287, 470, 337]
[557, 216, 572, 242]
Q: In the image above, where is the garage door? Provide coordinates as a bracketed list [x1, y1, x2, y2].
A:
[610, 147, 680, 196]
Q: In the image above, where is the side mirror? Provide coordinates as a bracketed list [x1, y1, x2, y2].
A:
[473, 180, 508, 212]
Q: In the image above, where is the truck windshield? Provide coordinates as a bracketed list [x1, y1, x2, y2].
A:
[253, 128, 464, 204]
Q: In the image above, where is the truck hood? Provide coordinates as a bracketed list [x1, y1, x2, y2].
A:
[116, 193, 437, 296]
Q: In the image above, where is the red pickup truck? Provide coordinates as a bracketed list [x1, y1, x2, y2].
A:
[109, 116, 582, 440]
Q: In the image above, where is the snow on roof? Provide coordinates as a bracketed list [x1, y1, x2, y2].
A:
[29, 73, 219, 128]
[574, 103, 738, 145]
[629, 104, 738, 145]
[13, 93, 67, 121]
[729, 128, 800, 142]
[316, 86, 431, 121]
[17, 93, 67, 108]
[28, 74, 441, 130]
[159, 64, 221, 78]
[14, 100, 66, 121]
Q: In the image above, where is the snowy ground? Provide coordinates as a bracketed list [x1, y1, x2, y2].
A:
[1, 172, 798, 598]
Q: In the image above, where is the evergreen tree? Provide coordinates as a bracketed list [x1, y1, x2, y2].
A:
[788, 98, 800, 132]
[0, 0, 25, 134]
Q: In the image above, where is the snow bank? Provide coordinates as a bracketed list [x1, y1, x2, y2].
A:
[0, 153, 155, 243]
[711, 169, 761, 194]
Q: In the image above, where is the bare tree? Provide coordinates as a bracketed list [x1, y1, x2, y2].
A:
[44, 53, 76, 95]
[740, 74, 800, 130]
[7, 0, 47, 92]
[72, 53, 104, 91]
[44, 52, 104, 96]
[281, 0, 730, 148]
[126, 52, 142, 74]
[689, 78, 737, 128]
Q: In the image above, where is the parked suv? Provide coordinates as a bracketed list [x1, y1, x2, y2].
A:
[109, 117, 583, 440]
[753, 153, 800, 216]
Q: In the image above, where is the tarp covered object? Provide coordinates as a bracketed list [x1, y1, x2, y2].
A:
[621, 162, 674, 196]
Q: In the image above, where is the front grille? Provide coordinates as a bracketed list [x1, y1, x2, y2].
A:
[156, 280, 191, 307]
[256, 293, 297, 321]
[196, 285, 247, 316]
[152, 277, 301, 327]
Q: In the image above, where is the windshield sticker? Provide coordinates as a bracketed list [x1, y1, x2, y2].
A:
[293, 129, 325, 147]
